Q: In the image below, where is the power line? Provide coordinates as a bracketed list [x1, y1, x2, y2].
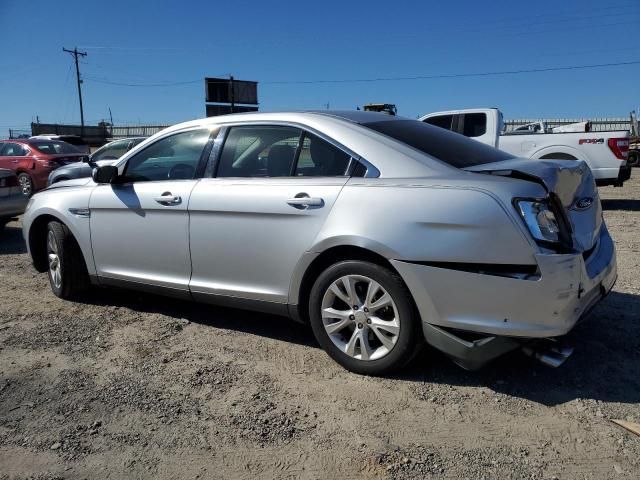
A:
[263, 60, 640, 85]
[84, 76, 202, 87]
[80, 59, 640, 89]
[85, 60, 640, 88]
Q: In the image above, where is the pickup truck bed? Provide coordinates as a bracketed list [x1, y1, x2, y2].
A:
[419, 108, 631, 186]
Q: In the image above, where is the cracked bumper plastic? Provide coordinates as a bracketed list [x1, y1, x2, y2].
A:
[391, 224, 617, 340]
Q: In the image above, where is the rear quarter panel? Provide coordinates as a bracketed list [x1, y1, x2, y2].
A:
[499, 131, 628, 180]
[310, 177, 538, 265]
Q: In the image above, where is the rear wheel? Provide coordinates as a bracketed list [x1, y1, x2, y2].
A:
[309, 260, 421, 375]
[628, 151, 639, 167]
[46, 221, 89, 299]
[17, 173, 34, 196]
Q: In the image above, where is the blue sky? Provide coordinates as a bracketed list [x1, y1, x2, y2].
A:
[1, 0, 638, 136]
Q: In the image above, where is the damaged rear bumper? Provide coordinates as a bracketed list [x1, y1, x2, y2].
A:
[391, 225, 617, 369]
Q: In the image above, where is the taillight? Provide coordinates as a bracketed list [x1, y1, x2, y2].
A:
[608, 138, 629, 160]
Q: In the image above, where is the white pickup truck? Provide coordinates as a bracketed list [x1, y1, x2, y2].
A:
[419, 108, 631, 186]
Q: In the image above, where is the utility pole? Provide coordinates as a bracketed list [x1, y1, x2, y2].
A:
[229, 75, 235, 114]
[63, 47, 87, 128]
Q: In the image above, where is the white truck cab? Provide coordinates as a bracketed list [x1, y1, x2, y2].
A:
[419, 108, 631, 187]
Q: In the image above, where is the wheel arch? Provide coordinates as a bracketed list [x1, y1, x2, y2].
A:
[290, 243, 403, 324]
[28, 213, 63, 272]
[530, 145, 583, 161]
[27, 212, 91, 275]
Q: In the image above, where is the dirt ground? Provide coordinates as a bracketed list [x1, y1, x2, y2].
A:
[1, 176, 639, 480]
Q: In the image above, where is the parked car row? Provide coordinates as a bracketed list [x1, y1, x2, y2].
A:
[0, 139, 88, 196]
[47, 137, 145, 185]
[0, 168, 27, 231]
[23, 111, 617, 375]
[0, 137, 146, 234]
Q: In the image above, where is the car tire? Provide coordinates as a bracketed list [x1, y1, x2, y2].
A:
[17, 173, 34, 197]
[628, 151, 638, 167]
[46, 220, 89, 299]
[309, 260, 421, 375]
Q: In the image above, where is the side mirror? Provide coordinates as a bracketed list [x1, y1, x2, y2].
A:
[92, 165, 119, 184]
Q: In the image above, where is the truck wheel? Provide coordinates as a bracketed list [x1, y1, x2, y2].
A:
[308, 260, 422, 375]
[17, 173, 34, 197]
[628, 151, 639, 167]
[46, 220, 89, 299]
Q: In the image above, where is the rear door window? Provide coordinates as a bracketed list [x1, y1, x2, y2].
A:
[217, 126, 302, 177]
[293, 133, 352, 177]
[461, 113, 487, 137]
[423, 114, 454, 131]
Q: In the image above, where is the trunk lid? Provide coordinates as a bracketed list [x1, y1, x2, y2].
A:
[465, 158, 601, 252]
[45, 153, 89, 166]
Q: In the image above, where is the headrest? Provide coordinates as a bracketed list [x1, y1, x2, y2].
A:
[267, 144, 295, 176]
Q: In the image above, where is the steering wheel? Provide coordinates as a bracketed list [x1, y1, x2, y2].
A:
[168, 163, 195, 180]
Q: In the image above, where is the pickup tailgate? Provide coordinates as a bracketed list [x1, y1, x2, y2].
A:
[466, 158, 601, 252]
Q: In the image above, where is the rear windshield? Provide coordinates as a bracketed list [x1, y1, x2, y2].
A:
[56, 136, 86, 146]
[362, 119, 514, 168]
[29, 141, 81, 155]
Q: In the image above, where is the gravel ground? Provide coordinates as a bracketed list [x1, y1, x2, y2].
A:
[1, 176, 639, 479]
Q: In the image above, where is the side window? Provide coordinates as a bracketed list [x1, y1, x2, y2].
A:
[123, 129, 210, 182]
[217, 126, 302, 177]
[93, 140, 130, 161]
[294, 133, 352, 177]
[0, 143, 5, 155]
[461, 113, 487, 137]
[423, 114, 454, 131]
[3, 143, 27, 156]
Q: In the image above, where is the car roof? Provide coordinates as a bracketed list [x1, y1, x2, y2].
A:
[120, 111, 451, 178]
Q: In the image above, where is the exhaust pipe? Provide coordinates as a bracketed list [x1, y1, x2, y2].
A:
[522, 341, 574, 368]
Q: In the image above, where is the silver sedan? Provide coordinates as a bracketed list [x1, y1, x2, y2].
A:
[22, 111, 616, 375]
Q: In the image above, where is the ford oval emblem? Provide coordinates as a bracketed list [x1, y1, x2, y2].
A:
[573, 197, 594, 210]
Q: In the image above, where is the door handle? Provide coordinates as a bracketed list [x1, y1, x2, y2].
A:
[286, 194, 324, 209]
[12, 160, 19, 164]
[154, 193, 182, 205]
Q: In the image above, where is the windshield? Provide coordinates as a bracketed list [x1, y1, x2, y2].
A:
[362, 119, 514, 168]
[29, 141, 81, 155]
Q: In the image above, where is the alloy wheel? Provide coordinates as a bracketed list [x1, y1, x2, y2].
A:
[18, 174, 32, 196]
[321, 275, 400, 361]
[47, 230, 62, 288]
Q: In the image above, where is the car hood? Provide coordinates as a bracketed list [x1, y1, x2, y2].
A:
[61, 159, 118, 170]
[45, 177, 93, 190]
[465, 157, 601, 252]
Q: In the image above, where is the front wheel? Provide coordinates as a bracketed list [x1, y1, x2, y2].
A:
[309, 260, 421, 375]
[46, 221, 89, 299]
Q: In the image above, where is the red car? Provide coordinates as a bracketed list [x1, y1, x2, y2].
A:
[0, 139, 88, 196]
